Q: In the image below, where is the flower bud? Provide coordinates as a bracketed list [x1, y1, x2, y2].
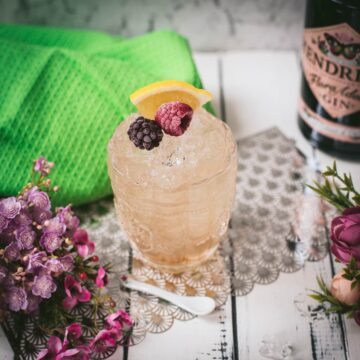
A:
[331, 271, 360, 305]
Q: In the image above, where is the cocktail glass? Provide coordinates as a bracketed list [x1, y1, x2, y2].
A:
[108, 108, 237, 273]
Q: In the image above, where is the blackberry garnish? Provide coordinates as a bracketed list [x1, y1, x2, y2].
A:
[127, 117, 164, 150]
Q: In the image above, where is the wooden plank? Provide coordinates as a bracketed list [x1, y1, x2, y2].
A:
[127, 301, 233, 360]
[221, 51, 313, 157]
[0, 330, 13, 360]
[222, 51, 348, 359]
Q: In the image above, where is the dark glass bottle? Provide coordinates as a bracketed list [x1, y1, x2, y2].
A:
[298, 0, 360, 160]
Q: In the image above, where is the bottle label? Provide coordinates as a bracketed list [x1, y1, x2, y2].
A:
[299, 98, 360, 143]
[302, 23, 360, 118]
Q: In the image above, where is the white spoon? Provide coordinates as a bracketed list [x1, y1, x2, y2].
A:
[122, 277, 216, 316]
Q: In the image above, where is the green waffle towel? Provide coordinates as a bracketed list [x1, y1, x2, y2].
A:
[0, 24, 208, 206]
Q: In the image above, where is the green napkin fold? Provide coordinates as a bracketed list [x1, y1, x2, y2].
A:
[0, 24, 209, 206]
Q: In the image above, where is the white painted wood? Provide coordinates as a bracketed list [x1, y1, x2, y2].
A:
[193, 53, 222, 115]
[128, 301, 233, 360]
[221, 51, 307, 151]
[335, 260, 360, 360]
[222, 51, 355, 359]
[221, 51, 360, 188]
[0, 330, 13, 360]
[235, 258, 347, 360]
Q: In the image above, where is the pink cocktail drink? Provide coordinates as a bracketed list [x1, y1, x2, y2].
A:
[108, 96, 237, 272]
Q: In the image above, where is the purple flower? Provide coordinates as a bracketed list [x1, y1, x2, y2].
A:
[32, 274, 57, 299]
[27, 187, 51, 212]
[32, 209, 52, 225]
[44, 217, 66, 236]
[58, 206, 79, 233]
[63, 275, 91, 310]
[6, 286, 28, 312]
[59, 255, 74, 272]
[4, 242, 20, 261]
[95, 267, 108, 288]
[39, 217, 66, 253]
[25, 293, 41, 314]
[0, 266, 7, 284]
[16, 226, 36, 250]
[26, 251, 48, 273]
[331, 206, 360, 266]
[89, 329, 118, 354]
[0, 215, 9, 232]
[13, 209, 32, 226]
[40, 232, 63, 253]
[0, 197, 21, 219]
[73, 230, 95, 258]
[45, 258, 63, 274]
[34, 157, 54, 177]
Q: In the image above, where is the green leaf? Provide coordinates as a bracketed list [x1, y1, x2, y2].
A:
[309, 294, 323, 301]
[332, 161, 337, 172]
[323, 170, 335, 177]
[342, 273, 353, 281]
[352, 194, 360, 205]
[327, 306, 341, 313]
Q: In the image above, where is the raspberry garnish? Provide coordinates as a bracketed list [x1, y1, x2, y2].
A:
[127, 117, 164, 150]
[155, 102, 193, 136]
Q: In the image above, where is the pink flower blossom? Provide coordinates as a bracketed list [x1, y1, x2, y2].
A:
[331, 206, 360, 266]
[57, 346, 90, 360]
[64, 323, 82, 346]
[330, 271, 360, 305]
[89, 329, 118, 354]
[73, 230, 95, 258]
[95, 267, 108, 288]
[55, 349, 83, 359]
[37, 325, 89, 360]
[37, 336, 63, 359]
[63, 275, 91, 310]
[105, 310, 133, 333]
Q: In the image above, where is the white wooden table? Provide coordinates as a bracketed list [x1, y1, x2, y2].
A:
[1, 51, 359, 360]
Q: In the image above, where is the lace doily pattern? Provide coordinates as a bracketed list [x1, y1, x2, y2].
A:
[80, 201, 231, 335]
[229, 127, 328, 295]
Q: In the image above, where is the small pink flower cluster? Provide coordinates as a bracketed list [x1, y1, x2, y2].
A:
[37, 310, 133, 359]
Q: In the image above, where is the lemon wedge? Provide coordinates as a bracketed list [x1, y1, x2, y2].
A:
[130, 80, 212, 119]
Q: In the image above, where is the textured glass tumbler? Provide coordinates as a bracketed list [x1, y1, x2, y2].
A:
[108, 109, 237, 273]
